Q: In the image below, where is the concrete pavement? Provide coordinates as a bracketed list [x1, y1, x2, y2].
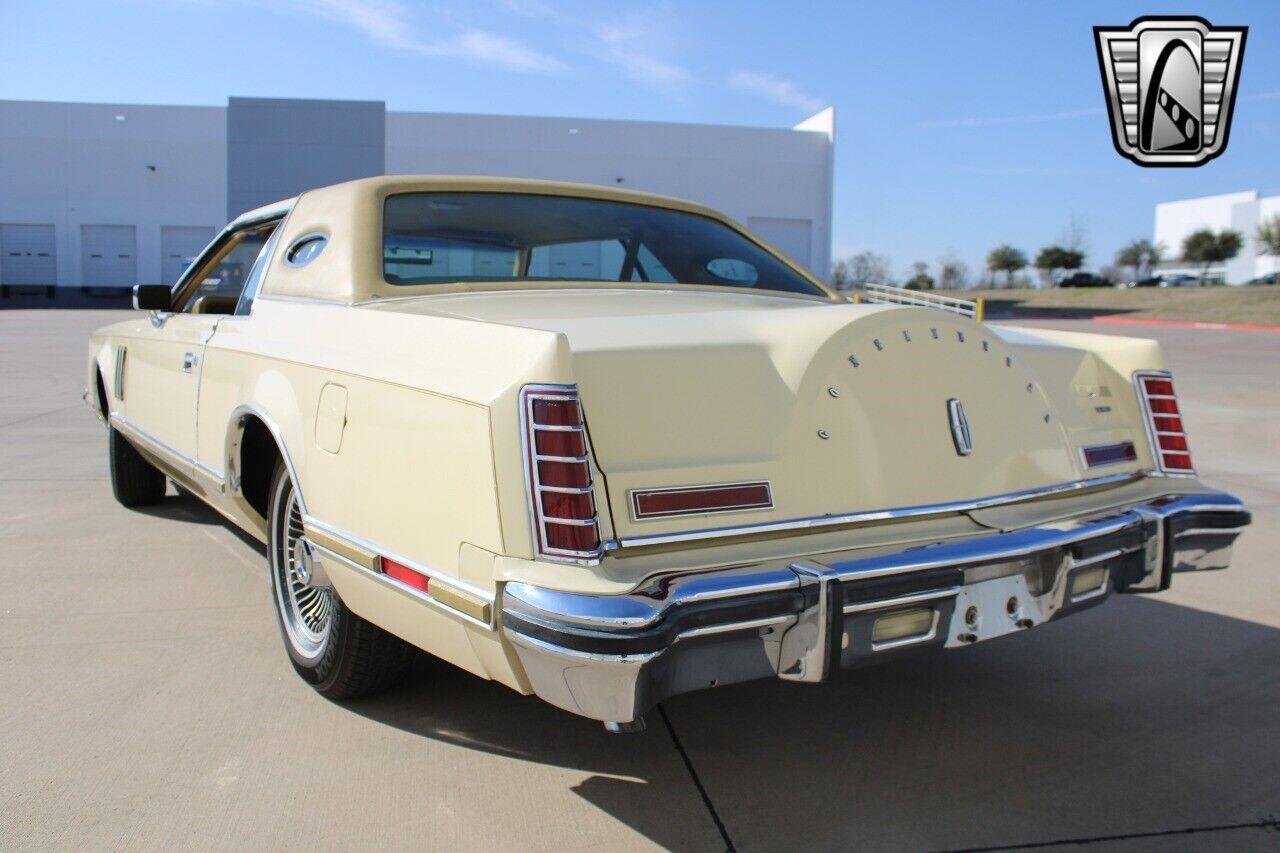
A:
[1, 310, 1276, 851]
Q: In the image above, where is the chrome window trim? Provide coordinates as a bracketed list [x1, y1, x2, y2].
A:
[609, 471, 1144, 550]
[235, 226, 285, 316]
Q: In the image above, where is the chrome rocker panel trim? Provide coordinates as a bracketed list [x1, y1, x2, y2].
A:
[502, 491, 1249, 723]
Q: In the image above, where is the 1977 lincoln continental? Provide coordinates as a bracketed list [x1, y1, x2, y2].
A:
[86, 176, 1249, 731]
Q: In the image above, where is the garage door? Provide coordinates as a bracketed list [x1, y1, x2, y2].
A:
[82, 225, 137, 288]
[747, 217, 813, 271]
[1, 224, 57, 292]
[161, 226, 216, 285]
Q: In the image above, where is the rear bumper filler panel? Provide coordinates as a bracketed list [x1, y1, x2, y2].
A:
[501, 491, 1249, 723]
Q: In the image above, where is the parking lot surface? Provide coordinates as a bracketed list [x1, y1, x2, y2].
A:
[1, 310, 1277, 852]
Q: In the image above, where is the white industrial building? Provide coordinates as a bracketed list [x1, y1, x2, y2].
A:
[1154, 190, 1280, 284]
[0, 97, 834, 304]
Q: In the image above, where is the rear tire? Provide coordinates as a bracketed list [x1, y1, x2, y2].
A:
[108, 425, 166, 507]
[266, 462, 410, 699]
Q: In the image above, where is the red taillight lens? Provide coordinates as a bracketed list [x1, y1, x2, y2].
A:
[541, 490, 594, 519]
[534, 429, 586, 457]
[1136, 372, 1194, 475]
[532, 398, 582, 426]
[544, 522, 601, 552]
[523, 385, 603, 560]
[381, 556, 430, 592]
[537, 460, 591, 488]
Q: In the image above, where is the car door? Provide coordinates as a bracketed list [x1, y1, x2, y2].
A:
[124, 227, 274, 481]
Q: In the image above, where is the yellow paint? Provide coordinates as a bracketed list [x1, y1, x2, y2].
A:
[83, 175, 1187, 694]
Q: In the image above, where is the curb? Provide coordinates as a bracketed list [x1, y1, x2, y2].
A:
[1091, 316, 1280, 333]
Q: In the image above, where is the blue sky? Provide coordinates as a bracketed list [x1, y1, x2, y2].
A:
[2, 0, 1276, 281]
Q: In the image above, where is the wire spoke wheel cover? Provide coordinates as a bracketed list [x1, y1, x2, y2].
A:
[270, 476, 334, 663]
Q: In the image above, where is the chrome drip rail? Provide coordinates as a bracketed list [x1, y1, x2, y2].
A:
[860, 283, 977, 319]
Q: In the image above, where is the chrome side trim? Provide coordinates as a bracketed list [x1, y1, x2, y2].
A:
[302, 514, 497, 629]
[253, 293, 349, 307]
[612, 471, 1143, 549]
[110, 413, 192, 471]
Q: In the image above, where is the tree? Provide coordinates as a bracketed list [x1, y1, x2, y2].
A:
[830, 259, 853, 290]
[1181, 229, 1243, 285]
[986, 245, 1028, 289]
[1033, 245, 1085, 286]
[937, 254, 969, 290]
[1257, 214, 1280, 257]
[903, 261, 934, 290]
[1114, 238, 1165, 282]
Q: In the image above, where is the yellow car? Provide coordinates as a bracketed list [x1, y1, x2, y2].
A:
[86, 176, 1249, 731]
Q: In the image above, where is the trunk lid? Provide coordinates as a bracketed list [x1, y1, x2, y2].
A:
[377, 289, 1118, 543]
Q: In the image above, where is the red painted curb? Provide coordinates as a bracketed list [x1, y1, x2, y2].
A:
[1092, 315, 1280, 333]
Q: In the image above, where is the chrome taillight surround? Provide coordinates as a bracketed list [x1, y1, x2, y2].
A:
[1134, 370, 1196, 477]
[519, 384, 605, 564]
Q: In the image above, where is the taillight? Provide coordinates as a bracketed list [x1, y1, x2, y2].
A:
[1135, 371, 1195, 474]
[521, 384, 603, 562]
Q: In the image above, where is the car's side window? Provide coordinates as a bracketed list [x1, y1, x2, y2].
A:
[172, 223, 278, 315]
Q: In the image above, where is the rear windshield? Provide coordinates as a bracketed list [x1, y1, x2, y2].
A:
[382, 192, 826, 297]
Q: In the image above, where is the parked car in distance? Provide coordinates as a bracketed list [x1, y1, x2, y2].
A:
[1245, 272, 1278, 286]
[1159, 274, 1200, 287]
[85, 176, 1250, 732]
[1059, 272, 1114, 287]
[1122, 276, 1163, 288]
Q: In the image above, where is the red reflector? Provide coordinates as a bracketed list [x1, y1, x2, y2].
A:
[1162, 453, 1194, 470]
[1082, 442, 1137, 468]
[532, 398, 582, 426]
[541, 490, 594, 519]
[1159, 434, 1189, 452]
[534, 429, 586, 457]
[380, 556, 429, 592]
[632, 482, 774, 519]
[538, 460, 591, 488]
[1142, 378, 1175, 396]
[1147, 397, 1180, 414]
[545, 522, 600, 552]
[1153, 415, 1183, 433]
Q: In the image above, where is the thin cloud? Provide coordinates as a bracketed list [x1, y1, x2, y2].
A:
[592, 8, 693, 92]
[309, 0, 564, 72]
[729, 70, 824, 112]
[918, 108, 1104, 129]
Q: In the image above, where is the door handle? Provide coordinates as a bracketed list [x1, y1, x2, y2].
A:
[182, 352, 198, 373]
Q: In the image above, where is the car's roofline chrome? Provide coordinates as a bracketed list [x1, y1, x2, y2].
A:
[609, 471, 1144, 550]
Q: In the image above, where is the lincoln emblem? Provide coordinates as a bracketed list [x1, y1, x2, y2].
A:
[947, 398, 973, 456]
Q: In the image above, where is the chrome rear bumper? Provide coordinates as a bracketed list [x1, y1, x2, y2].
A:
[502, 491, 1249, 724]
